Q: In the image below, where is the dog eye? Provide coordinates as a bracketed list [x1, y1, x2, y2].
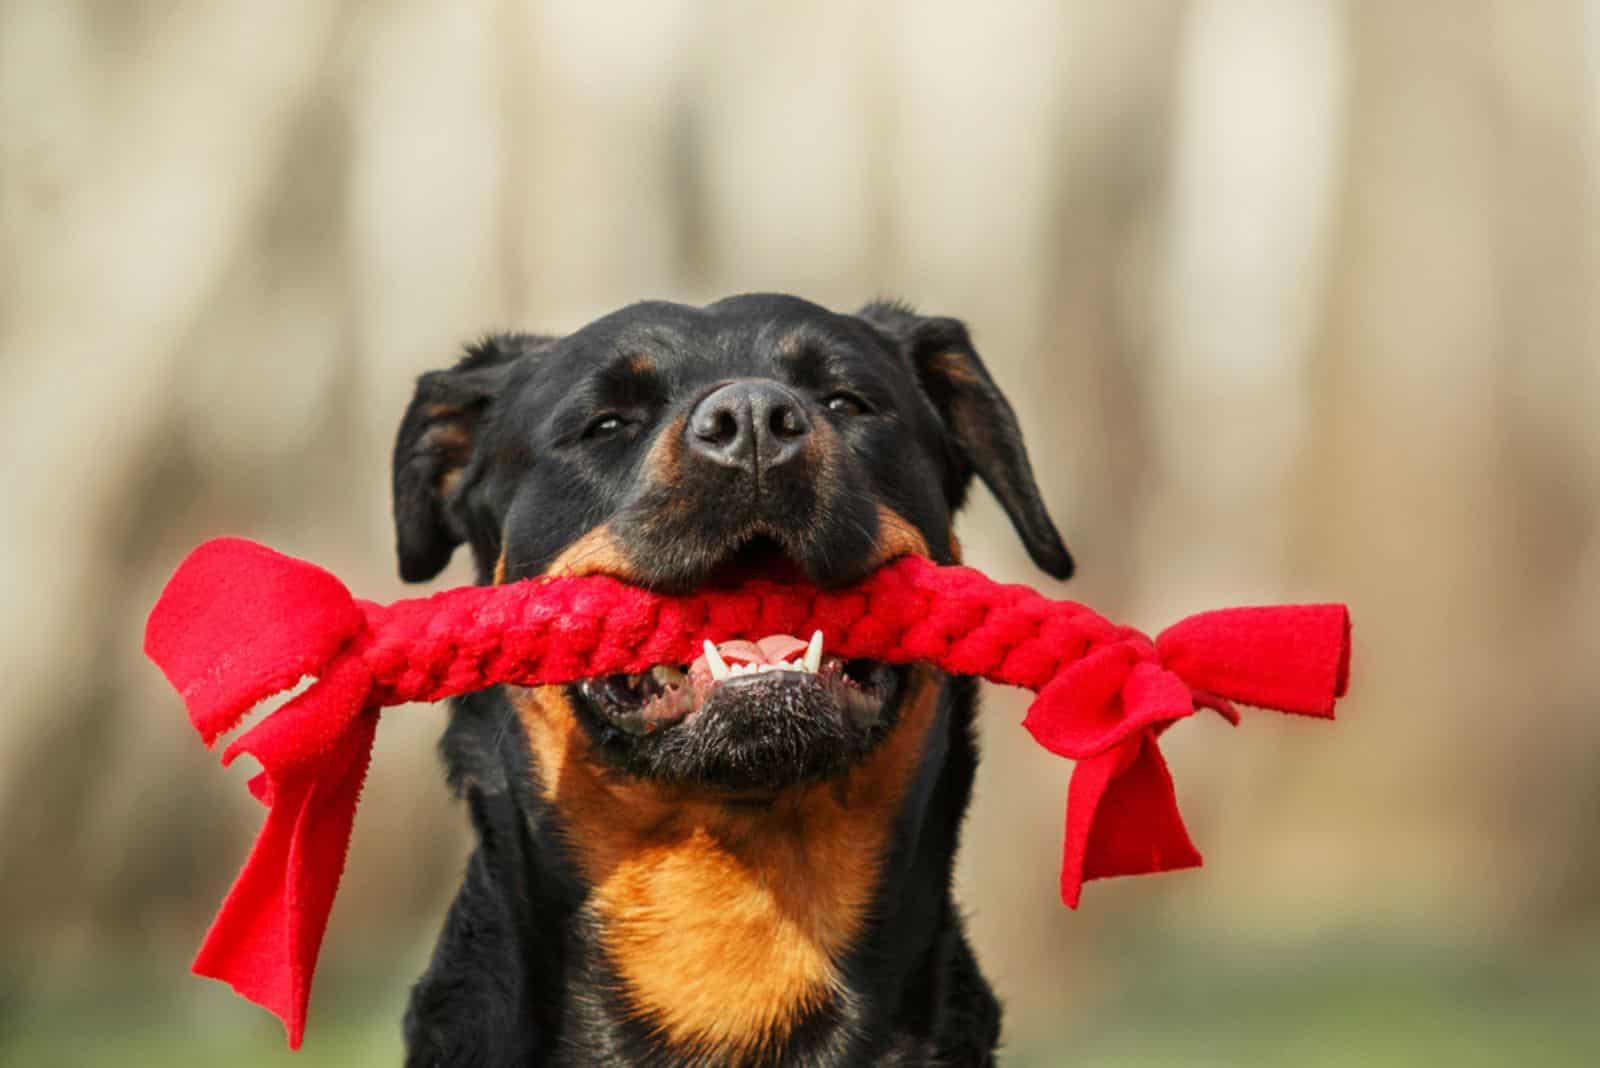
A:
[824, 392, 869, 416]
[584, 414, 628, 439]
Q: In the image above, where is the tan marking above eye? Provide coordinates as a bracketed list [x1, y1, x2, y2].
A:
[622, 352, 657, 377]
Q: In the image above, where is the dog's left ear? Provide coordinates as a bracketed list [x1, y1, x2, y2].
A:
[859, 303, 1074, 580]
[392, 335, 538, 583]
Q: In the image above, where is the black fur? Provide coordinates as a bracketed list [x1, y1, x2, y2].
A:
[394, 295, 1067, 1066]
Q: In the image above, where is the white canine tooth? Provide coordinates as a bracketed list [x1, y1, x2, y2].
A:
[804, 630, 823, 674]
[703, 640, 731, 682]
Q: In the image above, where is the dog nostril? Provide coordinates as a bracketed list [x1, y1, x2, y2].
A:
[694, 407, 740, 446]
[769, 404, 806, 440]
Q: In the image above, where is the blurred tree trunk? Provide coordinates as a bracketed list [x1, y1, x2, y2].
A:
[1480, 0, 1600, 931]
[1292, 0, 1600, 934]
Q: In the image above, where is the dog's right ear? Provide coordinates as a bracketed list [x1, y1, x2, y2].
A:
[391, 336, 534, 582]
[858, 301, 1074, 580]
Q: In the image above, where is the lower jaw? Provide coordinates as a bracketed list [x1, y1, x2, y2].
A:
[577, 660, 899, 736]
[563, 666, 907, 792]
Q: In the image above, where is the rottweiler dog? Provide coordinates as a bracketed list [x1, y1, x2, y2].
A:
[392, 294, 1072, 1067]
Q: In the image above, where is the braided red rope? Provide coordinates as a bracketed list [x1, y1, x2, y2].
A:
[145, 537, 1351, 1048]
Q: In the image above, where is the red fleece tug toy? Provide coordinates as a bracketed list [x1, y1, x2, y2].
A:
[145, 537, 1351, 1048]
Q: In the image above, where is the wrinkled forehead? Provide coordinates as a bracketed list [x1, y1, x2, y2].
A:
[528, 299, 906, 399]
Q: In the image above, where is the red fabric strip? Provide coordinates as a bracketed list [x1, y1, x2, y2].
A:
[145, 537, 1353, 1047]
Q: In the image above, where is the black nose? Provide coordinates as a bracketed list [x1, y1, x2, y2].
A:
[687, 379, 813, 475]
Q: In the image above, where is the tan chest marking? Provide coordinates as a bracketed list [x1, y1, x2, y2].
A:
[503, 510, 939, 1055]
[515, 668, 940, 1057]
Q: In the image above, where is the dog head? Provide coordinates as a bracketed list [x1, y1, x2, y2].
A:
[391, 294, 1070, 797]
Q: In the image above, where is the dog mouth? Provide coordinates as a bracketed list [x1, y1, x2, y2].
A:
[559, 533, 914, 789]
[572, 631, 900, 737]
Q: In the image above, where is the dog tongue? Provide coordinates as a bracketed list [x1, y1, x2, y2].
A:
[729, 635, 808, 665]
[688, 634, 808, 682]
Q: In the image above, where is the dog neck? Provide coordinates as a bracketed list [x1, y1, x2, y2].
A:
[514, 668, 943, 1061]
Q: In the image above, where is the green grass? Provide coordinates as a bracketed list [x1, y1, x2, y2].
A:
[6, 940, 1597, 1066]
[0, 955, 407, 1068]
[0, 1023, 395, 1068]
[1003, 938, 1600, 1067]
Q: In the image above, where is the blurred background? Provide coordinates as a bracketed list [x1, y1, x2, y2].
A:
[3, 1, 1598, 1064]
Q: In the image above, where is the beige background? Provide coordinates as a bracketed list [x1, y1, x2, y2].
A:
[3, 2, 1598, 1064]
